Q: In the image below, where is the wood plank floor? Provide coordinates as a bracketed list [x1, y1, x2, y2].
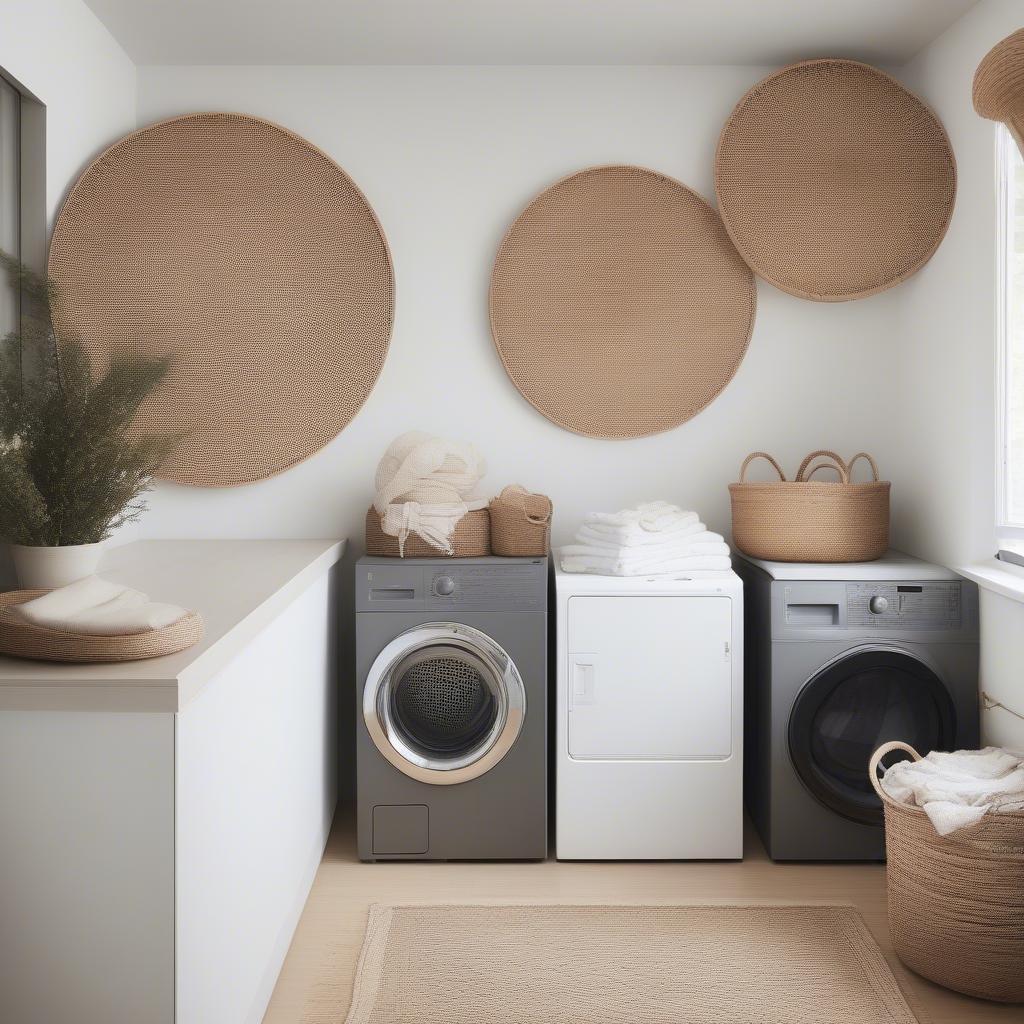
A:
[263, 807, 1020, 1023]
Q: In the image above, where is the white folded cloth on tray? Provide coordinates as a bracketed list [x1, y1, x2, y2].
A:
[880, 747, 1024, 835]
[15, 575, 189, 636]
[560, 502, 731, 576]
[373, 431, 487, 555]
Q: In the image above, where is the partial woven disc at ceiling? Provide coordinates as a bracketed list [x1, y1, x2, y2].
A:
[489, 165, 756, 439]
[715, 60, 956, 302]
[48, 113, 393, 487]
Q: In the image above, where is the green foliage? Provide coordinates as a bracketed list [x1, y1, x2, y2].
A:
[0, 253, 177, 546]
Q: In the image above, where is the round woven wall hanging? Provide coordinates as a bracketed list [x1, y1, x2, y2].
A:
[48, 112, 394, 487]
[715, 60, 956, 302]
[974, 29, 1024, 148]
[489, 165, 756, 438]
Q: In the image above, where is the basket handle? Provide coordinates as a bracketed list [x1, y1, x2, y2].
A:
[847, 452, 880, 482]
[802, 462, 844, 482]
[868, 741, 923, 803]
[522, 493, 553, 524]
[739, 452, 787, 483]
[796, 450, 849, 483]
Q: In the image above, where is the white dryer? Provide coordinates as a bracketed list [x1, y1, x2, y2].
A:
[555, 563, 743, 859]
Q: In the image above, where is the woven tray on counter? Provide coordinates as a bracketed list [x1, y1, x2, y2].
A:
[0, 589, 204, 663]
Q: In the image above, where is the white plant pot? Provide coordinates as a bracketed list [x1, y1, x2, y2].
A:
[9, 542, 105, 590]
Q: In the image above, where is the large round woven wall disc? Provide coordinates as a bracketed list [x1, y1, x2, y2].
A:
[48, 112, 394, 487]
[715, 60, 956, 302]
[489, 165, 756, 439]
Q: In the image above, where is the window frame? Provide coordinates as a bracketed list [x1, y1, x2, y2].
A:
[0, 70, 22, 334]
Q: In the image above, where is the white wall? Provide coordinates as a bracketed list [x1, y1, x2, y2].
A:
[133, 65, 906, 547]
[896, 0, 1024, 748]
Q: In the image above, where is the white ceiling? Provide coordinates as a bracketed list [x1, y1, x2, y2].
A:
[83, 0, 981, 67]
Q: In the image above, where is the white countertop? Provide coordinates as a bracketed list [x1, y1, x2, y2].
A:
[0, 539, 345, 712]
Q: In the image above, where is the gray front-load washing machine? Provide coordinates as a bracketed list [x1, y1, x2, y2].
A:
[355, 555, 547, 861]
[735, 551, 979, 861]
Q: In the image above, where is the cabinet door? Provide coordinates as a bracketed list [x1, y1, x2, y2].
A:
[567, 596, 732, 760]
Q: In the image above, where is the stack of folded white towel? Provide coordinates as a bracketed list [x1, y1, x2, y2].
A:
[15, 576, 190, 636]
[560, 501, 732, 576]
[881, 746, 1024, 835]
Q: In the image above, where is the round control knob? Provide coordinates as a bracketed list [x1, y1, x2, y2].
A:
[868, 595, 889, 614]
[434, 575, 456, 596]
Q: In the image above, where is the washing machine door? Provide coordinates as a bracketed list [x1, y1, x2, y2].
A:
[363, 622, 526, 785]
[788, 648, 956, 825]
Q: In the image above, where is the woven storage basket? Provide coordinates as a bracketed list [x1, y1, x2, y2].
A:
[870, 741, 1024, 1003]
[489, 486, 552, 557]
[365, 507, 491, 558]
[0, 589, 203, 663]
[729, 450, 889, 562]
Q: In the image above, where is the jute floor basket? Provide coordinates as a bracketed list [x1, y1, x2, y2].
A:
[729, 450, 889, 562]
[0, 590, 203, 663]
[870, 741, 1024, 1003]
[365, 508, 491, 558]
[488, 486, 552, 557]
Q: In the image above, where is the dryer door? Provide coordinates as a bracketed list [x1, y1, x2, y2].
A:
[363, 622, 526, 785]
[788, 648, 956, 824]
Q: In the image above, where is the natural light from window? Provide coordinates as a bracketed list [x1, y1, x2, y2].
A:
[999, 125, 1024, 536]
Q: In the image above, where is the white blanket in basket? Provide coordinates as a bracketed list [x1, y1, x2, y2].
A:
[880, 747, 1024, 835]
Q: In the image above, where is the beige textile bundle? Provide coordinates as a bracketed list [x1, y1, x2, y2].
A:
[373, 432, 486, 555]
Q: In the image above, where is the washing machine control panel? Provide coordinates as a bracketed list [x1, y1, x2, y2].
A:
[357, 558, 547, 612]
[847, 582, 961, 629]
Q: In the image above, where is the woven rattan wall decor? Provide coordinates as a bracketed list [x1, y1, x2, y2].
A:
[48, 113, 394, 487]
[715, 60, 956, 302]
[489, 165, 756, 438]
[974, 30, 1024, 149]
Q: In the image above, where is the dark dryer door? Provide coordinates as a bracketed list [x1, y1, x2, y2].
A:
[788, 648, 956, 824]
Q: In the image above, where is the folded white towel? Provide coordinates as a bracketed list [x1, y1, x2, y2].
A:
[573, 528, 726, 554]
[560, 553, 732, 576]
[579, 520, 707, 546]
[585, 502, 698, 534]
[562, 540, 731, 569]
[881, 746, 1024, 835]
[15, 576, 189, 636]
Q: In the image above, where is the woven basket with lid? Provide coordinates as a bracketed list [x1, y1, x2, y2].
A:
[870, 741, 1024, 1003]
[729, 450, 889, 563]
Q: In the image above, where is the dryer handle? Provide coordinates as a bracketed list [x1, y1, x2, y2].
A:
[569, 654, 597, 706]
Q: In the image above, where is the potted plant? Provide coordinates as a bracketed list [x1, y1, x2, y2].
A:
[1, 253, 176, 589]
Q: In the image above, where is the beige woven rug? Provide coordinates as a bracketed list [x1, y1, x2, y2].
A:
[715, 59, 955, 302]
[48, 113, 393, 487]
[490, 165, 755, 438]
[342, 904, 920, 1024]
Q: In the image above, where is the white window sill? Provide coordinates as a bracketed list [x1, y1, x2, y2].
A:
[959, 558, 1024, 605]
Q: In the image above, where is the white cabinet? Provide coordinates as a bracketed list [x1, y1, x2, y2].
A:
[0, 540, 342, 1024]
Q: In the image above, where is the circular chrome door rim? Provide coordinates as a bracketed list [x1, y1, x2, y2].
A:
[364, 622, 527, 786]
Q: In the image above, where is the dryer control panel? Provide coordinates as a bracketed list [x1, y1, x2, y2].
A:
[846, 582, 961, 629]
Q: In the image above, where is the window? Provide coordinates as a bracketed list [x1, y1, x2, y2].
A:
[0, 73, 19, 339]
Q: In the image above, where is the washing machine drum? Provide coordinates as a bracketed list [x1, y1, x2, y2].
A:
[789, 648, 956, 825]
[363, 623, 526, 785]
